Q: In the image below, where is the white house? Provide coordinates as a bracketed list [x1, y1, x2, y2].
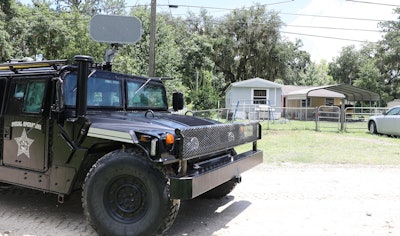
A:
[225, 78, 282, 119]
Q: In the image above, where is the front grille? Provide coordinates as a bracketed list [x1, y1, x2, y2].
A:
[176, 122, 260, 160]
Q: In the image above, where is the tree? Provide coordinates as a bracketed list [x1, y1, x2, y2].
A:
[0, 1, 13, 61]
[329, 45, 360, 85]
[25, 1, 70, 59]
[55, 0, 126, 15]
[376, 8, 400, 102]
[275, 38, 311, 85]
[212, 5, 283, 84]
[297, 60, 333, 86]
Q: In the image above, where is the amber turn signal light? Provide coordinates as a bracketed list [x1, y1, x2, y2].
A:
[165, 133, 174, 145]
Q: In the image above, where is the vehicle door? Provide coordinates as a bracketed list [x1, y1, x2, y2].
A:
[0, 78, 7, 162]
[380, 107, 400, 135]
[389, 107, 400, 136]
[2, 77, 50, 172]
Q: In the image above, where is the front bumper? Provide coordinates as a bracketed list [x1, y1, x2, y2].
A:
[169, 149, 263, 199]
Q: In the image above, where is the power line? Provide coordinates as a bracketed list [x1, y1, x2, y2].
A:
[183, 17, 384, 33]
[345, 0, 400, 7]
[129, 0, 295, 10]
[161, 5, 394, 22]
[279, 12, 391, 22]
[284, 24, 382, 32]
[281, 31, 376, 43]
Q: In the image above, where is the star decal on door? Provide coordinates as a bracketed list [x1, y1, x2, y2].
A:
[14, 128, 34, 158]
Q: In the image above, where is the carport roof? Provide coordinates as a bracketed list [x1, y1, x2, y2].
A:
[288, 84, 380, 102]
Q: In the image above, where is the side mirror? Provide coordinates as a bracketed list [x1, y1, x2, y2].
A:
[172, 92, 184, 111]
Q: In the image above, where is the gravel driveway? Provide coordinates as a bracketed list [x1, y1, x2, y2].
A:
[0, 164, 399, 236]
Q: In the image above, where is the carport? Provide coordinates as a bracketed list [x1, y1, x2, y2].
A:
[303, 84, 381, 130]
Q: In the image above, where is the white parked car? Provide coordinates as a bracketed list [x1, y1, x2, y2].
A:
[368, 106, 400, 136]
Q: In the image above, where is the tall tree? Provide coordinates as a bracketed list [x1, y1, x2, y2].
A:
[297, 60, 333, 86]
[0, 0, 14, 61]
[212, 5, 283, 83]
[329, 45, 360, 85]
[376, 8, 400, 102]
[25, 1, 70, 59]
[55, 0, 125, 15]
[275, 38, 311, 85]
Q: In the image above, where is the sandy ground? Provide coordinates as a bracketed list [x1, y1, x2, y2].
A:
[0, 164, 399, 236]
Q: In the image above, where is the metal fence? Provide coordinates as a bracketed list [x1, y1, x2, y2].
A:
[181, 106, 389, 133]
[316, 106, 341, 131]
[344, 107, 386, 132]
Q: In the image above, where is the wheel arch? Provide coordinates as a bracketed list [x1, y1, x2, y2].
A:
[72, 140, 150, 192]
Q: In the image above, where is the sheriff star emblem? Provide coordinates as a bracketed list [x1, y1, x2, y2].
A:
[14, 128, 34, 158]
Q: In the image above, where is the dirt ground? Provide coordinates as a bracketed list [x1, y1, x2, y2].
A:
[0, 164, 399, 236]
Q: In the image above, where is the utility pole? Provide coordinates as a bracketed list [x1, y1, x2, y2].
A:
[149, 0, 156, 77]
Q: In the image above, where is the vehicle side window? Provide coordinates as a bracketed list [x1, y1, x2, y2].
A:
[24, 81, 46, 113]
[0, 79, 6, 114]
[14, 84, 26, 98]
[387, 107, 400, 115]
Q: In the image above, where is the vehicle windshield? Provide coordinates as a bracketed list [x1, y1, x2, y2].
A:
[127, 79, 168, 110]
[63, 72, 168, 110]
[64, 72, 122, 108]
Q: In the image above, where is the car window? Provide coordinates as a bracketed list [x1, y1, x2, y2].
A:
[24, 81, 46, 113]
[64, 73, 122, 108]
[386, 107, 400, 115]
[0, 78, 6, 114]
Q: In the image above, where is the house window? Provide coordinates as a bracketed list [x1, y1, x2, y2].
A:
[326, 98, 334, 106]
[253, 89, 268, 104]
[301, 97, 311, 107]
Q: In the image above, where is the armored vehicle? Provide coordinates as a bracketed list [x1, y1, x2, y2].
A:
[0, 14, 263, 235]
[0, 54, 263, 235]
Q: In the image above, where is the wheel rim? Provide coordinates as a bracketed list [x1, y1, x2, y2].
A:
[369, 122, 375, 133]
[104, 175, 149, 223]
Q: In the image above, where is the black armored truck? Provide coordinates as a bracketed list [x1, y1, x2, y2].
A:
[0, 16, 263, 236]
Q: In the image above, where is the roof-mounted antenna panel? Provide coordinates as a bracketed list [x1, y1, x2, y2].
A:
[89, 15, 143, 44]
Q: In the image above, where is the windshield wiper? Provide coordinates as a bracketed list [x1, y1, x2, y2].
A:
[133, 78, 152, 97]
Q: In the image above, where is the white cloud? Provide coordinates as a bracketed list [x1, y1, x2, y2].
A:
[282, 0, 398, 62]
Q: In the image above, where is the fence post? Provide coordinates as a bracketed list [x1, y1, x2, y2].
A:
[340, 101, 345, 131]
[315, 107, 319, 131]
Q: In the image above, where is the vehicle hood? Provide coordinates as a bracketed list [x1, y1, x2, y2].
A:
[87, 111, 218, 137]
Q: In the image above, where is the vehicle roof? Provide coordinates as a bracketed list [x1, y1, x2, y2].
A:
[0, 59, 164, 84]
[0, 60, 67, 77]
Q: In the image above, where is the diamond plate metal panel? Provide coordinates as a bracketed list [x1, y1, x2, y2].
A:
[177, 122, 260, 160]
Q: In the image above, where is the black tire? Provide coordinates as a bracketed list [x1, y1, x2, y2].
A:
[200, 179, 237, 199]
[82, 149, 180, 236]
[369, 121, 377, 134]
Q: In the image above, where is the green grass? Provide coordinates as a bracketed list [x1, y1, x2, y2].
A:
[237, 121, 400, 165]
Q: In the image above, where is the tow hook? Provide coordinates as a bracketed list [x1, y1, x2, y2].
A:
[235, 176, 242, 184]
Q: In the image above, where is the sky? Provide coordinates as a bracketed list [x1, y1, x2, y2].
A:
[19, 0, 400, 62]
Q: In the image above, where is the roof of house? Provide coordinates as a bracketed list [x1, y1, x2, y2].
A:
[226, 77, 282, 92]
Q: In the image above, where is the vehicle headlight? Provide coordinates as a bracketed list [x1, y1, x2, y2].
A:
[228, 131, 235, 142]
[186, 137, 199, 151]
